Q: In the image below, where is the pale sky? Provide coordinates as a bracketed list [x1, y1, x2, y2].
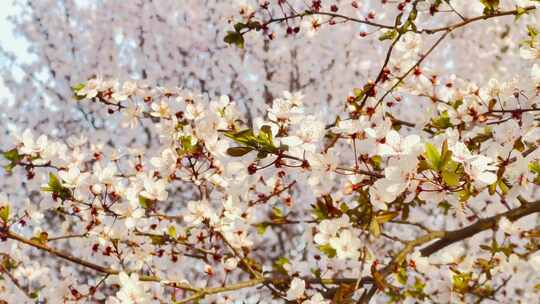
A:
[0, 1, 28, 103]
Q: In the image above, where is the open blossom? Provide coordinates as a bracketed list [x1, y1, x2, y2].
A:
[464, 155, 497, 186]
[112, 81, 138, 102]
[450, 142, 473, 163]
[313, 215, 350, 245]
[19, 129, 48, 155]
[140, 175, 168, 201]
[530, 252, 540, 272]
[184, 200, 214, 226]
[3, 1, 540, 303]
[150, 100, 171, 118]
[93, 162, 117, 185]
[498, 217, 526, 235]
[369, 179, 395, 211]
[286, 278, 306, 300]
[280, 115, 325, 153]
[122, 104, 142, 128]
[329, 229, 361, 260]
[77, 77, 103, 98]
[267, 92, 304, 123]
[331, 116, 376, 139]
[302, 16, 321, 37]
[59, 166, 88, 189]
[150, 148, 178, 174]
[378, 130, 422, 156]
[519, 43, 540, 60]
[114, 272, 151, 304]
[304, 293, 331, 304]
[222, 225, 253, 248]
[395, 32, 422, 59]
[532, 63, 540, 83]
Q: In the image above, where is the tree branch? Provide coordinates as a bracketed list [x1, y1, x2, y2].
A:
[420, 200, 540, 256]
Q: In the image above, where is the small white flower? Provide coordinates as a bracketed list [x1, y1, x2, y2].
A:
[329, 229, 361, 260]
[78, 77, 103, 98]
[150, 100, 171, 118]
[115, 272, 151, 304]
[450, 142, 473, 163]
[531, 63, 540, 83]
[313, 215, 350, 245]
[530, 252, 540, 272]
[498, 217, 524, 235]
[140, 176, 168, 201]
[94, 162, 117, 185]
[519, 44, 540, 60]
[286, 278, 305, 300]
[304, 292, 330, 304]
[184, 200, 214, 226]
[59, 166, 88, 189]
[19, 129, 48, 155]
[464, 155, 497, 186]
[378, 130, 421, 156]
[267, 92, 304, 123]
[122, 104, 142, 128]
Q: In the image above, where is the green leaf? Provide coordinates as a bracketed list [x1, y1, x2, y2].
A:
[31, 232, 49, 245]
[424, 143, 441, 171]
[72, 83, 85, 93]
[255, 223, 268, 235]
[258, 125, 274, 146]
[42, 173, 69, 198]
[275, 256, 289, 267]
[139, 195, 150, 209]
[2, 149, 22, 162]
[0, 205, 9, 223]
[224, 31, 245, 48]
[442, 171, 460, 187]
[515, 7, 528, 21]
[480, 0, 499, 14]
[371, 156, 382, 170]
[529, 161, 540, 174]
[318, 244, 337, 258]
[167, 226, 177, 239]
[149, 235, 165, 245]
[458, 187, 472, 202]
[379, 30, 397, 41]
[180, 135, 195, 153]
[452, 272, 472, 293]
[374, 211, 398, 224]
[439, 140, 452, 170]
[397, 266, 408, 285]
[234, 22, 246, 32]
[226, 147, 253, 157]
[72, 83, 87, 100]
[2, 149, 23, 173]
[273, 256, 289, 275]
[271, 207, 283, 218]
[498, 180, 509, 195]
[431, 112, 452, 130]
[370, 218, 381, 238]
[223, 129, 256, 146]
[527, 25, 539, 40]
[353, 88, 363, 97]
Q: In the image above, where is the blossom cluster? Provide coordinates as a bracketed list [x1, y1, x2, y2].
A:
[0, 0, 540, 303]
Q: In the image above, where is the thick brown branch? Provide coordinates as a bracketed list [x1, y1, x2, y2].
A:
[420, 200, 540, 256]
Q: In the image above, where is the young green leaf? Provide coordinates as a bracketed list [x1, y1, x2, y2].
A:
[226, 147, 253, 157]
[424, 143, 441, 171]
[224, 31, 245, 48]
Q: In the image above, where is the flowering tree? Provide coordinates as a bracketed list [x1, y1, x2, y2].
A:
[1, 0, 540, 303]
